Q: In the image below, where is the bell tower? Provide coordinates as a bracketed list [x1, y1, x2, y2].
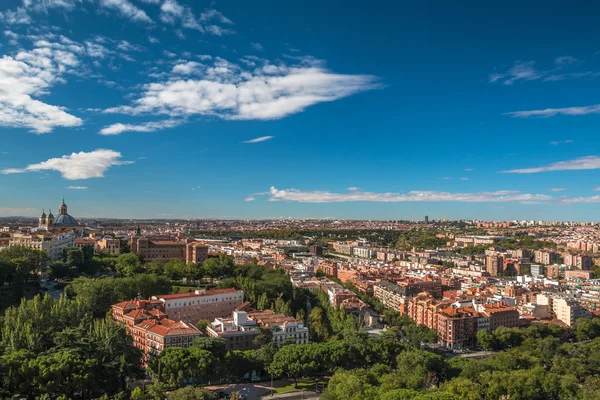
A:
[47, 209, 54, 228]
[38, 210, 46, 227]
[59, 198, 68, 215]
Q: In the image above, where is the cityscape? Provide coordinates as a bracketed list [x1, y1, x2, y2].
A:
[2, 0, 600, 399]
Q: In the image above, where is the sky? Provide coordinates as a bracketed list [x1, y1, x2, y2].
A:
[1, 0, 600, 221]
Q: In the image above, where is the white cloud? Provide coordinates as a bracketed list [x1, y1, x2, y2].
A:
[242, 136, 274, 144]
[244, 196, 255, 202]
[347, 187, 360, 191]
[23, 0, 80, 12]
[99, 119, 182, 135]
[464, 168, 473, 171]
[263, 187, 553, 203]
[251, 42, 264, 52]
[159, 1, 233, 35]
[548, 188, 566, 192]
[0, 8, 32, 24]
[99, 0, 152, 23]
[66, 185, 88, 189]
[460, 177, 469, 181]
[503, 156, 600, 173]
[507, 104, 600, 118]
[594, 187, 600, 191]
[172, 61, 203, 75]
[104, 57, 379, 122]
[148, 36, 160, 44]
[200, 9, 233, 24]
[0, 41, 84, 133]
[1, 149, 133, 179]
[116, 40, 145, 52]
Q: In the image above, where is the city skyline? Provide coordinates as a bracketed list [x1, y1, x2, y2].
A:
[1, 0, 600, 220]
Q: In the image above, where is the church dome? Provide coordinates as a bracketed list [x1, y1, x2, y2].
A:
[54, 213, 78, 227]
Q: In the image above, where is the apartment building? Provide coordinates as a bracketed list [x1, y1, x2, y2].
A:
[563, 254, 593, 270]
[248, 310, 309, 345]
[206, 310, 260, 351]
[405, 293, 520, 350]
[485, 255, 504, 276]
[9, 231, 75, 262]
[374, 280, 406, 313]
[536, 294, 591, 326]
[534, 251, 560, 265]
[97, 237, 121, 255]
[207, 309, 310, 350]
[315, 261, 338, 277]
[111, 299, 202, 365]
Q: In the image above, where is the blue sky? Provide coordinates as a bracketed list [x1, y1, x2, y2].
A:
[1, 0, 600, 220]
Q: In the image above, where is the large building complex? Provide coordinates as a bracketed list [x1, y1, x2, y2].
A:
[130, 228, 209, 264]
[111, 299, 202, 365]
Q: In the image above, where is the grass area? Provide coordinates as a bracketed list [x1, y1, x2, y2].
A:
[267, 379, 328, 395]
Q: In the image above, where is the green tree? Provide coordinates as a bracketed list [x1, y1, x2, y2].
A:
[476, 330, 497, 351]
[115, 253, 143, 276]
[322, 369, 379, 400]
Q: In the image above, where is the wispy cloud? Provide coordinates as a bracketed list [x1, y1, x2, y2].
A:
[242, 136, 274, 144]
[98, 0, 153, 23]
[160, 0, 234, 35]
[347, 187, 360, 191]
[460, 177, 469, 181]
[251, 42, 264, 51]
[464, 168, 474, 171]
[555, 55, 578, 66]
[490, 56, 597, 85]
[66, 186, 88, 189]
[259, 187, 553, 204]
[508, 105, 600, 118]
[548, 188, 567, 192]
[594, 187, 600, 191]
[550, 140, 573, 146]
[559, 196, 600, 205]
[244, 196, 256, 202]
[99, 119, 182, 135]
[503, 156, 600, 174]
[2, 149, 133, 180]
[490, 61, 539, 85]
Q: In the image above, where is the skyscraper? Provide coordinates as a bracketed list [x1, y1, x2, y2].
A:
[424, 216, 429, 224]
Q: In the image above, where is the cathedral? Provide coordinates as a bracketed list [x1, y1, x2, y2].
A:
[38, 199, 83, 234]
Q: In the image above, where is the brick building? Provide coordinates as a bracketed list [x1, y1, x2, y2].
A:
[130, 230, 208, 264]
[111, 299, 202, 365]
